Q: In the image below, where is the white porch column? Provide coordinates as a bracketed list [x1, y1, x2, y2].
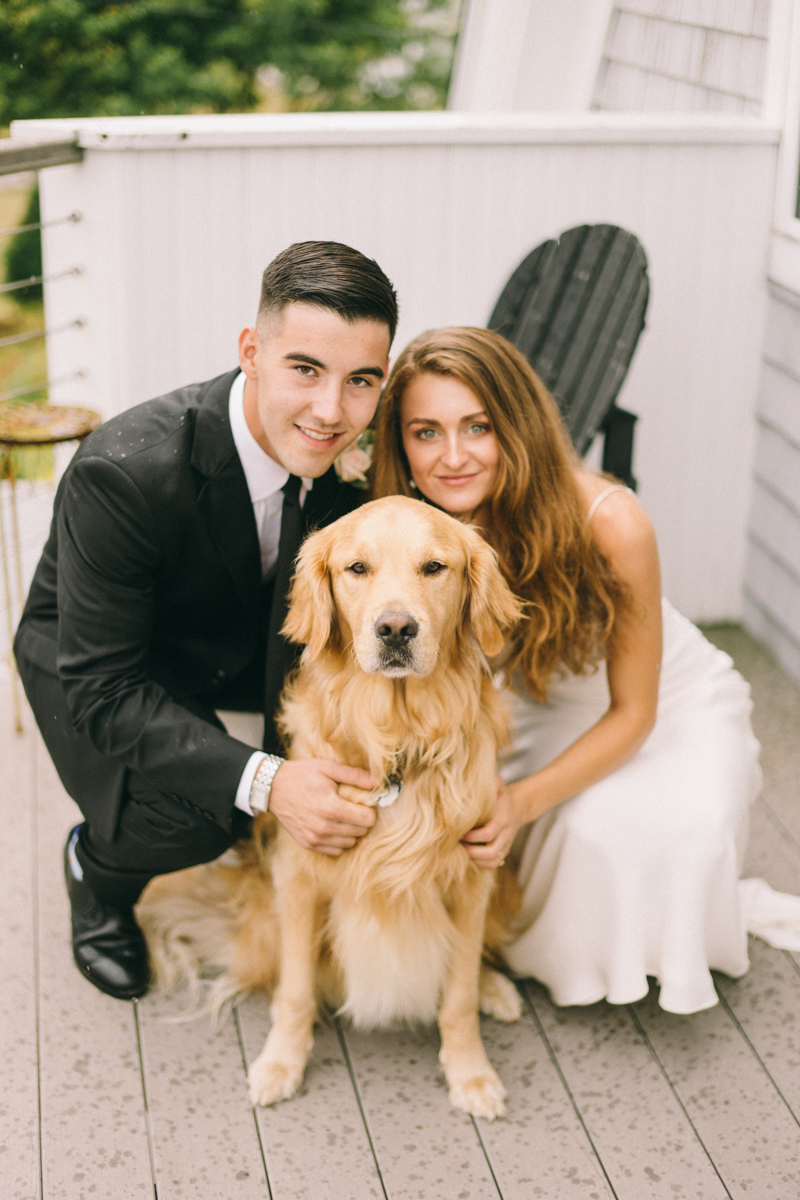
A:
[448, 0, 614, 112]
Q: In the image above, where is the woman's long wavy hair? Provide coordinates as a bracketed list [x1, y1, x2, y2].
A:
[371, 327, 626, 701]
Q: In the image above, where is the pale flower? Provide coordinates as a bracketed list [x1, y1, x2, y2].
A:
[335, 445, 373, 483]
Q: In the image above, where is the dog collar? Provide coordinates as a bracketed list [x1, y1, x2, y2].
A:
[375, 772, 403, 808]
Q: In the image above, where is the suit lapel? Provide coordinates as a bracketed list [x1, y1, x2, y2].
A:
[189, 377, 366, 745]
[191, 370, 262, 626]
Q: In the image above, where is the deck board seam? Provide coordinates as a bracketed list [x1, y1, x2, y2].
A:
[519, 982, 619, 1200]
[133, 997, 160, 1200]
[233, 1003, 273, 1200]
[781, 947, 800, 980]
[625, 1004, 735, 1200]
[757, 795, 800, 858]
[468, 1115, 504, 1199]
[333, 1016, 390, 1200]
[714, 981, 800, 1129]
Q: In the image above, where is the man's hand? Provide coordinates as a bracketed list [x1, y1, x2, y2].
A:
[268, 759, 379, 856]
[461, 777, 526, 869]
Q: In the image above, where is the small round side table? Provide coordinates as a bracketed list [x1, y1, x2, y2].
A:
[0, 403, 101, 732]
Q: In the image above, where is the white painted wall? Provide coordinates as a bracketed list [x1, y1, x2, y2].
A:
[449, 0, 615, 111]
[11, 112, 778, 627]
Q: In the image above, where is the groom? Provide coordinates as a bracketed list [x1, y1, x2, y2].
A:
[15, 241, 397, 1000]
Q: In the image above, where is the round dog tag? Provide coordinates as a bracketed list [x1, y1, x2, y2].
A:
[375, 775, 403, 808]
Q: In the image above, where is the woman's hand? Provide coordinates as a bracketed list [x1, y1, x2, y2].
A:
[462, 777, 528, 869]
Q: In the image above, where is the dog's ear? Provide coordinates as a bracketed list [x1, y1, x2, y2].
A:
[282, 526, 336, 661]
[464, 532, 524, 656]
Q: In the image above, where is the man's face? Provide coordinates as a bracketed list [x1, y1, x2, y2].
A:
[239, 302, 391, 478]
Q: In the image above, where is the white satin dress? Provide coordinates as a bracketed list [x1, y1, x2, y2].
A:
[498, 487, 763, 1014]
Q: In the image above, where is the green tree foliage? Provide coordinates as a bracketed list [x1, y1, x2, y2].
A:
[0, 0, 458, 123]
[4, 188, 43, 306]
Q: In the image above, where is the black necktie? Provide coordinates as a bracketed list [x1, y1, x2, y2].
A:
[263, 474, 304, 752]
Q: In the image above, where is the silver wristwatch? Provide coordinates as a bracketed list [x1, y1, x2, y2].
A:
[249, 754, 284, 814]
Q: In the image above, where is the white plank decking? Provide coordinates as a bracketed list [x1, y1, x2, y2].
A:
[2, 624, 800, 1200]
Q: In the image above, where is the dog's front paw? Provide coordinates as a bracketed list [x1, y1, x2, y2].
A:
[247, 1053, 305, 1107]
[479, 966, 522, 1023]
[448, 1068, 507, 1121]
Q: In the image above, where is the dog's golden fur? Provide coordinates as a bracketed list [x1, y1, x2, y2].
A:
[139, 496, 523, 1120]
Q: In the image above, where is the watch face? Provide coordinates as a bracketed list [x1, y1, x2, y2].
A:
[250, 785, 268, 813]
[251, 756, 282, 813]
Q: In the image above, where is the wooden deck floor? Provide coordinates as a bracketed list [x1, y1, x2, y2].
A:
[3, 625, 800, 1200]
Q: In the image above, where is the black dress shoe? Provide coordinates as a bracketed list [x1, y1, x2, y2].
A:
[64, 831, 150, 1000]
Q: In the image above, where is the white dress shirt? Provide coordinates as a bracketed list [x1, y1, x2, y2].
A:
[226, 371, 312, 813]
[227, 370, 312, 579]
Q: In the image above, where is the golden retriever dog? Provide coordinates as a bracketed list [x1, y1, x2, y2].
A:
[139, 495, 524, 1121]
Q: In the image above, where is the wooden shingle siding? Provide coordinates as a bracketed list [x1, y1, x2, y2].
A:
[594, 1, 770, 114]
[744, 283, 800, 687]
[750, 477, 800, 581]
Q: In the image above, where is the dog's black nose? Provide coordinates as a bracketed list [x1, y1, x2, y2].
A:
[375, 611, 419, 646]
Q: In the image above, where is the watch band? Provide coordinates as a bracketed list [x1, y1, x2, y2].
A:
[249, 754, 284, 814]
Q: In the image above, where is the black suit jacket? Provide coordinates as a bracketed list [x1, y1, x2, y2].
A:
[15, 369, 364, 839]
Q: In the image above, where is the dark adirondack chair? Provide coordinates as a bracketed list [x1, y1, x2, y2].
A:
[488, 224, 649, 489]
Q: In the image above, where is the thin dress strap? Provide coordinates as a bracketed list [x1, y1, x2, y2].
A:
[587, 484, 634, 523]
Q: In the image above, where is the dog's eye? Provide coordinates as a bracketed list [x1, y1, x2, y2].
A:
[421, 561, 447, 576]
[347, 561, 368, 575]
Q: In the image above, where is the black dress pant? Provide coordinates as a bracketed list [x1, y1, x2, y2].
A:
[19, 654, 256, 908]
[74, 769, 253, 908]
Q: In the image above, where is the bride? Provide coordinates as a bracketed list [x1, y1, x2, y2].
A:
[370, 325, 763, 1014]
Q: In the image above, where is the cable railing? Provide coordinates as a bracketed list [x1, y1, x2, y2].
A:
[0, 371, 86, 404]
[0, 318, 86, 351]
[0, 211, 81, 238]
[0, 264, 83, 295]
[0, 201, 85, 384]
[0, 146, 88, 729]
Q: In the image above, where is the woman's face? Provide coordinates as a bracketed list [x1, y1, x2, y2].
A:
[400, 373, 500, 523]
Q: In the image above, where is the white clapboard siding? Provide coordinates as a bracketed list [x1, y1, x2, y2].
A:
[594, 1, 771, 114]
[744, 282, 800, 685]
[8, 112, 778, 629]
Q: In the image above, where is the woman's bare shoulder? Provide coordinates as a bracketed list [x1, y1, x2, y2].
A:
[574, 471, 657, 573]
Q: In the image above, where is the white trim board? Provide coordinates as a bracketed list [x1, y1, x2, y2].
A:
[772, 0, 800, 236]
[11, 111, 780, 150]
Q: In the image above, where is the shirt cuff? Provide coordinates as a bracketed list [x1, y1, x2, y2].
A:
[234, 751, 266, 816]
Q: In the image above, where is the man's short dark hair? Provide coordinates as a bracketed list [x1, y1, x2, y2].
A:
[258, 241, 398, 343]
